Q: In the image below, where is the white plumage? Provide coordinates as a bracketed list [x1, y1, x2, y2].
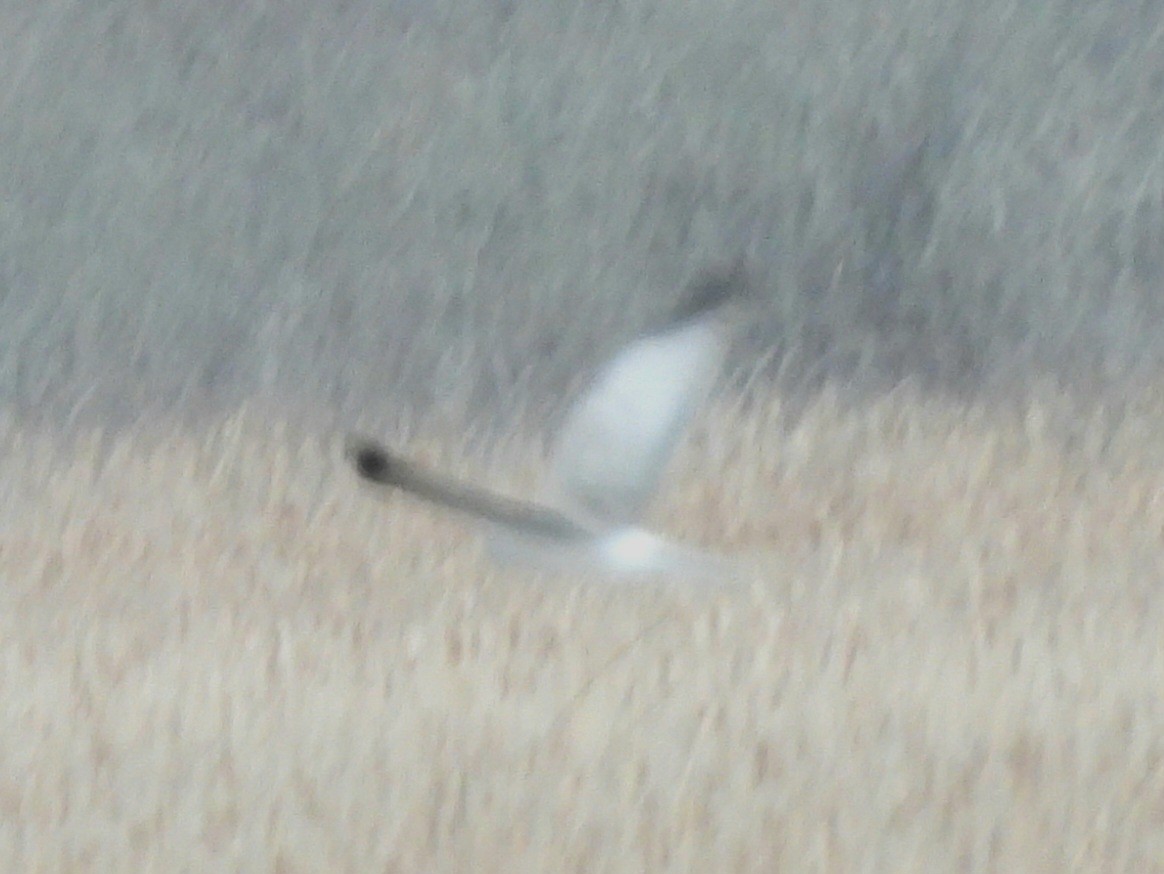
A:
[548, 303, 734, 526]
[347, 268, 749, 582]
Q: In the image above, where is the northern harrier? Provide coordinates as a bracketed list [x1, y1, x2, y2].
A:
[346, 268, 751, 582]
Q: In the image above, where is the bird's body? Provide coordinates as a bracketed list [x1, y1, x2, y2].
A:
[346, 267, 750, 582]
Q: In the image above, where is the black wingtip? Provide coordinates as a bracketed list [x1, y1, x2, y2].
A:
[670, 260, 753, 325]
[344, 437, 395, 483]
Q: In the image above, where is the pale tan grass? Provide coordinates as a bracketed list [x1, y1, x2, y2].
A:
[0, 386, 1162, 870]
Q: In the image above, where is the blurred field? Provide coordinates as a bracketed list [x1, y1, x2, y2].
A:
[0, 1, 1162, 433]
[2, 385, 1162, 870]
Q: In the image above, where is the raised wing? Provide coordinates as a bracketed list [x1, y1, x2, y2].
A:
[547, 269, 747, 526]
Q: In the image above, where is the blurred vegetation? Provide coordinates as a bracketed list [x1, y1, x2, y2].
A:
[0, 1, 1160, 436]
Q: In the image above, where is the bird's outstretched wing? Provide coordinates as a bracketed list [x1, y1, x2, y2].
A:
[547, 268, 748, 526]
[345, 438, 592, 542]
[346, 437, 747, 583]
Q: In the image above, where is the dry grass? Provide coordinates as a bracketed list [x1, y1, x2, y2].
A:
[1, 385, 1163, 871]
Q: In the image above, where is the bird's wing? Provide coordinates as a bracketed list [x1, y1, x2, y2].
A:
[346, 437, 750, 584]
[345, 437, 593, 542]
[546, 271, 747, 527]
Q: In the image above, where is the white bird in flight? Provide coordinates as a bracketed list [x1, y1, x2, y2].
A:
[346, 267, 752, 583]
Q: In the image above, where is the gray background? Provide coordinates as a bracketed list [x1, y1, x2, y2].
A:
[1, 0, 1161, 439]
